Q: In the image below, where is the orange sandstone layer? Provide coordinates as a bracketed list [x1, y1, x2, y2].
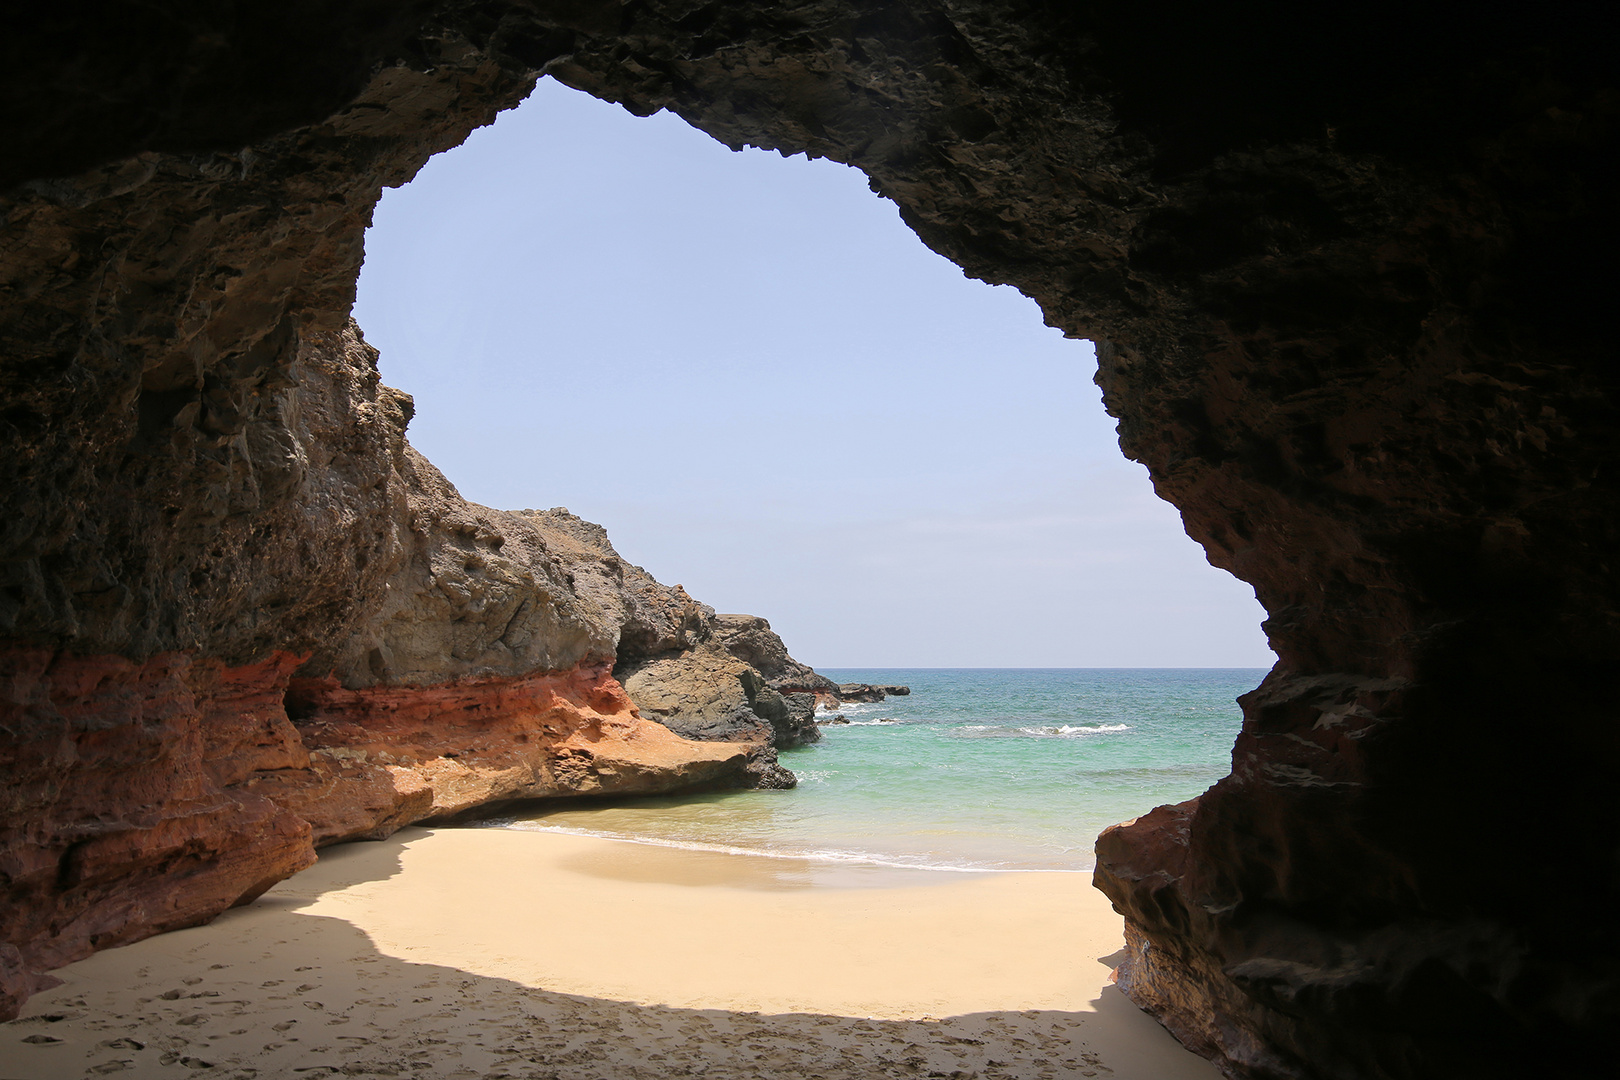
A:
[266, 661, 759, 846]
[0, 647, 314, 1018]
[0, 646, 754, 1019]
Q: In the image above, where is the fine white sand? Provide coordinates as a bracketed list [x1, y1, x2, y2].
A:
[5, 827, 1218, 1079]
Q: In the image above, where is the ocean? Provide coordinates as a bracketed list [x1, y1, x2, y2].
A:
[492, 668, 1265, 875]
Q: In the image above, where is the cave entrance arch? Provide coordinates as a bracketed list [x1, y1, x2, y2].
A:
[1, 7, 1615, 1080]
[353, 76, 1271, 672]
[341, 73, 1275, 882]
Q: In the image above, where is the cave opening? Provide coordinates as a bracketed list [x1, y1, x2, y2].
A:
[353, 76, 1271, 671]
[2, 6, 1614, 1078]
[339, 74, 1277, 879]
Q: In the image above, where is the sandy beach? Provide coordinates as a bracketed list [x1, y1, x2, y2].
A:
[4, 827, 1217, 1079]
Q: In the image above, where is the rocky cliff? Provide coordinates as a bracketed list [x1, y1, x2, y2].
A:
[2, 4, 1617, 1077]
[0, 319, 823, 1016]
[515, 510, 825, 755]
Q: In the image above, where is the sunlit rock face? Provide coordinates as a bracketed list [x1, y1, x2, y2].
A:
[1, 3, 1615, 1075]
[0, 321, 781, 1016]
[515, 511, 825, 754]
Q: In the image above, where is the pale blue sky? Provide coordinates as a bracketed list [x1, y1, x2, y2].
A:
[353, 77, 1272, 668]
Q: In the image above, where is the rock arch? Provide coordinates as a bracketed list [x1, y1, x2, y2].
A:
[2, 4, 1615, 1078]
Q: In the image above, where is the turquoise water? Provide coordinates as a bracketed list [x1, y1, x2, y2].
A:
[496, 669, 1264, 872]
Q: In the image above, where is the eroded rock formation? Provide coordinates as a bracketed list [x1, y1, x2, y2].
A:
[0, 318, 818, 1013]
[0, 642, 755, 1017]
[520, 511, 823, 755]
[2, 4, 1616, 1077]
[272, 660, 759, 845]
[0, 647, 315, 1018]
[714, 613, 839, 697]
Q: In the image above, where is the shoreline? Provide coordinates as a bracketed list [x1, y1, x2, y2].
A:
[5, 827, 1219, 1078]
[483, 819, 1098, 876]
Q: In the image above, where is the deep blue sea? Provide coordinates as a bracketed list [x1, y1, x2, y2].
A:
[497, 669, 1264, 873]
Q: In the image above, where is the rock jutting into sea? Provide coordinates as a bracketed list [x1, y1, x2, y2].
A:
[525, 523, 826, 761]
[834, 683, 912, 703]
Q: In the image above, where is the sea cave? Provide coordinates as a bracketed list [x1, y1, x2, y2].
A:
[2, 4, 1616, 1079]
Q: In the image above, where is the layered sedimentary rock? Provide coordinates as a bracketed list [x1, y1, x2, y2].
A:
[271, 660, 758, 845]
[2, 4, 1616, 1076]
[0, 642, 754, 1016]
[0, 321, 803, 1014]
[0, 647, 315, 1018]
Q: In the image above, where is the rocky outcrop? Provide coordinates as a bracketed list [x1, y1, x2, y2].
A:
[714, 614, 839, 697]
[713, 616, 906, 717]
[614, 645, 764, 740]
[0, 641, 755, 1017]
[524, 511, 829, 754]
[270, 660, 759, 844]
[317, 450, 607, 689]
[0, 646, 314, 1018]
[511, 509, 712, 664]
[742, 674, 822, 751]
[2, 4, 1617, 1075]
[614, 645, 818, 758]
[0, 319, 818, 1015]
[834, 683, 911, 703]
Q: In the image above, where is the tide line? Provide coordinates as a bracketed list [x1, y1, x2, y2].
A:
[481, 820, 1090, 874]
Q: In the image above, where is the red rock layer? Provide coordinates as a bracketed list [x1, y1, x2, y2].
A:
[0, 646, 754, 1020]
[266, 661, 758, 846]
[0, 646, 315, 1019]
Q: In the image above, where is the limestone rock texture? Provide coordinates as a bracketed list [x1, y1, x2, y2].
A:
[2, 4, 1617, 1077]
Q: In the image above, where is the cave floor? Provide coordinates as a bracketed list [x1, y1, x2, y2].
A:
[4, 827, 1218, 1079]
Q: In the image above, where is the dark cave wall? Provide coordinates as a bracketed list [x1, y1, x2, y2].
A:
[2, 3, 1617, 1078]
[0, 43, 532, 661]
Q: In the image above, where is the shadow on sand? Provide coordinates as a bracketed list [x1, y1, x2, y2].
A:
[3, 830, 1218, 1080]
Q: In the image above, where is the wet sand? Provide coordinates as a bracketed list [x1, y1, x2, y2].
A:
[4, 827, 1218, 1079]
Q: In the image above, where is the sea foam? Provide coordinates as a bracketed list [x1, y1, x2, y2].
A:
[492, 669, 1263, 874]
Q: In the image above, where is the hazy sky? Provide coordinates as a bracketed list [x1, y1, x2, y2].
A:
[353, 78, 1272, 668]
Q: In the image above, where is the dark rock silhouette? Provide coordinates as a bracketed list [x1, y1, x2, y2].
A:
[1, 4, 1616, 1076]
[835, 684, 911, 703]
